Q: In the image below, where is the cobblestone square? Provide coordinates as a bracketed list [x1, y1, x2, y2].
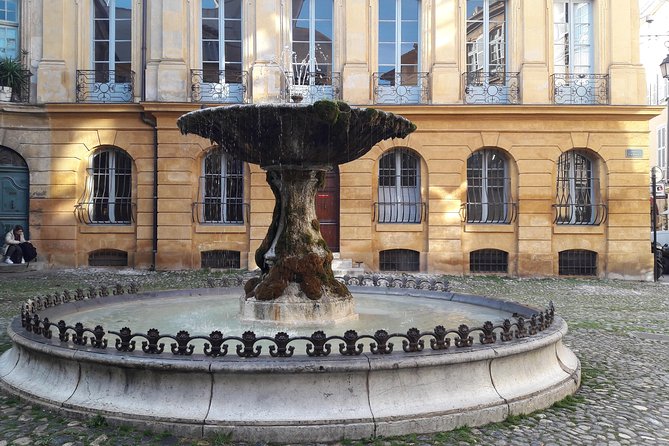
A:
[0, 269, 667, 446]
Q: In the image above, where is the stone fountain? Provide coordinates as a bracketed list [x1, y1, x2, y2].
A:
[177, 101, 416, 323]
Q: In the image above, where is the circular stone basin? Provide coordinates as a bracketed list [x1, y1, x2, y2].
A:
[0, 285, 581, 443]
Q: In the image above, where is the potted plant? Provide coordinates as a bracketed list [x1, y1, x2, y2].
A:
[0, 56, 28, 102]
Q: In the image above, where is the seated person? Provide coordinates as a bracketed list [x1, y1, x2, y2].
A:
[3, 225, 33, 264]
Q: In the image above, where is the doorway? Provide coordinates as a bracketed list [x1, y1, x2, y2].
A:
[0, 147, 29, 238]
[315, 167, 340, 252]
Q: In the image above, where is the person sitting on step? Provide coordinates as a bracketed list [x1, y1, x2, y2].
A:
[3, 225, 30, 264]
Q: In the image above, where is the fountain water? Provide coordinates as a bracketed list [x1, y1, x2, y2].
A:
[0, 101, 580, 443]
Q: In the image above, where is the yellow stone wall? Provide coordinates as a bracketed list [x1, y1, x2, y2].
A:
[0, 0, 660, 279]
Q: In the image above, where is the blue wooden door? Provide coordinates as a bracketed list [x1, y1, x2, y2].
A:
[0, 165, 29, 238]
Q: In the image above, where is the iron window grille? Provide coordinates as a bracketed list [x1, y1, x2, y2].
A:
[463, 149, 516, 224]
[553, 150, 607, 225]
[76, 69, 135, 103]
[75, 149, 134, 224]
[201, 250, 241, 269]
[463, 72, 520, 104]
[558, 249, 597, 276]
[88, 249, 128, 267]
[194, 149, 246, 224]
[376, 148, 425, 223]
[372, 72, 430, 105]
[551, 73, 609, 105]
[380, 249, 420, 272]
[190, 69, 248, 103]
[470, 249, 508, 273]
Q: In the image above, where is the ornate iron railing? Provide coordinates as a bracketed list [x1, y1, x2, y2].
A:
[460, 201, 518, 224]
[18, 276, 557, 359]
[373, 201, 427, 223]
[551, 73, 609, 105]
[372, 72, 430, 105]
[552, 203, 608, 225]
[462, 71, 521, 104]
[191, 201, 249, 224]
[284, 71, 341, 103]
[190, 69, 248, 103]
[76, 70, 135, 103]
[7, 69, 32, 103]
[74, 201, 136, 225]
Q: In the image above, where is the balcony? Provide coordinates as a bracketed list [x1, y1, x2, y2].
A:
[460, 201, 518, 224]
[76, 70, 135, 103]
[372, 72, 430, 105]
[552, 203, 608, 226]
[463, 72, 521, 104]
[284, 71, 341, 104]
[551, 73, 609, 105]
[192, 200, 249, 225]
[191, 69, 248, 103]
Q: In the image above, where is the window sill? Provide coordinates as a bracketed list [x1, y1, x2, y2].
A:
[553, 224, 604, 235]
[79, 224, 135, 234]
[464, 223, 515, 233]
[375, 223, 424, 232]
[195, 224, 247, 234]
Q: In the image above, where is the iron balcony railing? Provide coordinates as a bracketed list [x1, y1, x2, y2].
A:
[552, 203, 608, 226]
[463, 71, 521, 104]
[76, 70, 135, 103]
[551, 73, 609, 105]
[6, 69, 32, 103]
[284, 71, 341, 103]
[372, 72, 430, 105]
[74, 200, 136, 225]
[191, 201, 249, 225]
[373, 201, 427, 224]
[190, 69, 248, 103]
[459, 201, 518, 224]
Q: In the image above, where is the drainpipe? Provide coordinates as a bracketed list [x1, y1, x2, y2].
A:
[141, 0, 147, 102]
[141, 112, 158, 271]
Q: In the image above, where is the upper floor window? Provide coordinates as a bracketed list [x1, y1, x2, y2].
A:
[197, 148, 244, 224]
[377, 148, 423, 223]
[76, 148, 133, 224]
[289, 0, 336, 103]
[89, 0, 133, 102]
[659, 126, 667, 175]
[375, 0, 425, 104]
[198, 0, 244, 103]
[554, 150, 606, 225]
[0, 0, 19, 59]
[466, 149, 514, 224]
[553, 0, 592, 75]
[466, 0, 506, 77]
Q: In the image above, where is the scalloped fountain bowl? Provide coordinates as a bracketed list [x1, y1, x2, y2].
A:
[0, 280, 580, 443]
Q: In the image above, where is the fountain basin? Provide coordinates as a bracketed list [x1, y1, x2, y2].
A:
[0, 285, 580, 443]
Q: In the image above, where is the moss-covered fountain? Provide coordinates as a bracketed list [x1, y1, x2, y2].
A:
[178, 101, 416, 323]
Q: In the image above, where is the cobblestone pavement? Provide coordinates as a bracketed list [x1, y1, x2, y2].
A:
[0, 269, 667, 446]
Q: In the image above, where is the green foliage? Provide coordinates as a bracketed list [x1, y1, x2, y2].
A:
[86, 413, 108, 428]
[0, 56, 28, 91]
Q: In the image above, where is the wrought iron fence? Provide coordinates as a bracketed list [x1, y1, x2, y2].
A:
[551, 73, 609, 105]
[372, 72, 430, 105]
[18, 278, 557, 359]
[8, 69, 31, 103]
[76, 70, 135, 103]
[284, 71, 342, 103]
[190, 69, 248, 103]
[191, 201, 249, 224]
[462, 71, 521, 104]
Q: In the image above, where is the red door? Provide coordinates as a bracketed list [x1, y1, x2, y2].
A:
[316, 167, 340, 252]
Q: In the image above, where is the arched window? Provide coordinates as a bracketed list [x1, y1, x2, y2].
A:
[197, 148, 244, 224]
[466, 149, 514, 223]
[559, 249, 597, 276]
[201, 250, 241, 269]
[554, 150, 606, 225]
[380, 249, 419, 272]
[470, 249, 508, 273]
[76, 148, 133, 224]
[197, 0, 244, 103]
[377, 148, 422, 223]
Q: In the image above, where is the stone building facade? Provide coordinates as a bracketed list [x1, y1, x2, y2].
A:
[0, 0, 661, 279]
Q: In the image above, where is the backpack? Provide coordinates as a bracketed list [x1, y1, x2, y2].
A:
[20, 242, 37, 262]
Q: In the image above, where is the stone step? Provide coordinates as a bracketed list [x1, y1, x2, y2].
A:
[0, 260, 45, 273]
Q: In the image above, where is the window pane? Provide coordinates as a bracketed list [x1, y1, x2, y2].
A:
[467, 0, 484, 20]
[315, 20, 332, 41]
[94, 0, 110, 19]
[224, 20, 242, 41]
[379, 22, 396, 43]
[378, 43, 396, 66]
[401, 0, 419, 20]
[202, 0, 218, 18]
[400, 21, 418, 42]
[314, 43, 332, 65]
[116, 1, 132, 19]
[95, 42, 110, 62]
[379, 0, 396, 20]
[224, 0, 242, 19]
[202, 41, 219, 62]
[114, 42, 131, 62]
[315, 0, 332, 19]
[292, 0, 309, 20]
[224, 41, 241, 63]
[115, 19, 132, 41]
